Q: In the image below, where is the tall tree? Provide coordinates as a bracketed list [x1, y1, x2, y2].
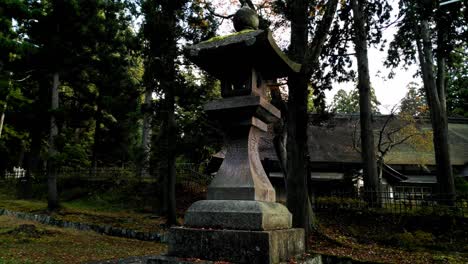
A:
[283, 0, 338, 235]
[28, 0, 73, 210]
[350, 0, 380, 205]
[316, 0, 392, 205]
[22, 0, 142, 207]
[141, 0, 181, 226]
[142, 0, 218, 223]
[386, 0, 466, 204]
[0, 0, 36, 177]
[87, 0, 141, 171]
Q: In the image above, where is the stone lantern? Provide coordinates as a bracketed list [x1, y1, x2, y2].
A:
[167, 7, 305, 264]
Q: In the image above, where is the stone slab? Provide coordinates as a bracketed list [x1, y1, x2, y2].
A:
[168, 227, 305, 264]
[87, 253, 364, 264]
[147, 256, 216, 264]
[204, 95, 281, 124]
[146, 255, 326, 264]
[184, 200, 291, 230]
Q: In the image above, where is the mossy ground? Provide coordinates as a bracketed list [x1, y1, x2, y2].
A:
[0, 192, 169, 233]
[309, 212, 468, 263]
[0, 181, 199, 232]
[0, 215, 167, 264]
[3, 183, 468, 263]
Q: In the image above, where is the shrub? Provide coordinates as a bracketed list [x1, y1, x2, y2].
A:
[393, 230, 434, 248]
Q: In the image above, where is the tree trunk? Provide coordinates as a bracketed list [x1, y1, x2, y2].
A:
[153, 116, 168, 215]
[48, 72, 60, 211]
[91, 102, 102, 177]
[270, 85, 288, 195]
[161, 2, 178, 226]
[24, 89, 47, 199]
[0, 78, 11, 139]
[351, 0, 380, 206]
[140, 88, 153, 178]
[416, 19, 455, 204]
[434, 17, 454, 204]
[283, 0, 338, 236]
[166, 83, 177, 225]
[287, 0, 312, 237]
[0, 100, 6, 139]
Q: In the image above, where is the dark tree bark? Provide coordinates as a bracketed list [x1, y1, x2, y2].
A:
[140, 89, 153, 178]
[165, 61, 177, 226]
[287, 0, 310, 236]
[416, 17, 455, 204]
[285, 0, 338, 236]
[0, 79, 8, 139]
[350, 0, 380, 205]
[22, 120, 43, 199]
[159, 1, 180, 226]
[141, 0, 181, 224]
[91, 102, 102, 176]
[48, 72, 60, 211]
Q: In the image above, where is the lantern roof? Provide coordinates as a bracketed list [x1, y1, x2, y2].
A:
[185, 30, 301, 80]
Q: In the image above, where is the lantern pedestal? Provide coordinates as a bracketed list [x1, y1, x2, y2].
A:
[167, 227, 305, 264]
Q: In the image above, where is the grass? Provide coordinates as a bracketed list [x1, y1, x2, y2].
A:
[6, 182, 467, 263]
[0, 179, 203, 233]
[0, 186, 170, 233]
[0, 215, 167, 264]
[0, 199, 168, 233]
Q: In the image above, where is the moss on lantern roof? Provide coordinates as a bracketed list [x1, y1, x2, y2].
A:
[200, 29, 256, 44]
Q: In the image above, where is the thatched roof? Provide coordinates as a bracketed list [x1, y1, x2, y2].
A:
[305, 115, 468, 166]
[216, 115, 468, 166]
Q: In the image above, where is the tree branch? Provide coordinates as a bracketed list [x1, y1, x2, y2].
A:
[378, 104, 400, 155]
[375, 14, 404, 30]
[302, 0, 339, 76]
[390, 134, 416, 149]
[378, 113, 395, 154]
[208, 8, 235, 19]
[325, 53, 356, 57]
[239, 0, 256, 10]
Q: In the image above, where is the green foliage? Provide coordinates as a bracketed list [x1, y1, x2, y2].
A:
[175, 73, 222, 164]
[52, 143, 91, 169]
[141, 0, 221, 175]
[0, 0, 38, 172]
[447, 46, 468, 118]
[329, 87, 381, 114]
[455, 177, 468, 198]
[399, 82, 429, 116]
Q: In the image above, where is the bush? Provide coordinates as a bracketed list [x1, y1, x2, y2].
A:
[455, 177, 468, 199]
[393, 230, 434, 248]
